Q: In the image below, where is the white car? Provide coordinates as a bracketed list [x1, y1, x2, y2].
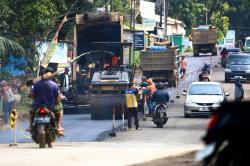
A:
[182, 82, 229, 118]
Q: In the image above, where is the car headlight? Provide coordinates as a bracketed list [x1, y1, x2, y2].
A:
[214, 99, 223, 105]
[185, 99, 194, 105]
[225, 69, 232, 73]
[246, 70, 250, 73]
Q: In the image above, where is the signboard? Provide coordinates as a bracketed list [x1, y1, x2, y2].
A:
[155, 0, 164, 15]
[133, 31, 144, 51]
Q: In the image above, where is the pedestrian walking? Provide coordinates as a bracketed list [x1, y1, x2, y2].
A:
[180, 56, 187, 79]
[234, 77, 244, 102]
[124, 83, 141, 130]
[0, 80, 15, 124]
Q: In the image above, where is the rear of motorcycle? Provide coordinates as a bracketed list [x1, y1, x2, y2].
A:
[196, 102, 250, 165]
[31, 107, 56, 148]
[199, 72, 211, 82]
[153, 104, 168, 128]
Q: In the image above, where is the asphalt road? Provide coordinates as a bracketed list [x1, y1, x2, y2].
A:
[0, 54, 218, 144]
[1, 54, 246, 166]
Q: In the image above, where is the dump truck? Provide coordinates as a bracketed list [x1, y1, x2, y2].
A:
[140, 47, 180, 87]
[191, 25, 217, 56]
[72, 12, 133, 120]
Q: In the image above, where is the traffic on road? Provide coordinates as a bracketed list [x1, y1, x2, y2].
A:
[2, 1, 250, 165]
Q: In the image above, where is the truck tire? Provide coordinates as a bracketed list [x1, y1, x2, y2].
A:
[212, 52, 217, 56]
[170, 79, 178, 87]
[193, 53, 199, 57]
[193, 46, 199, 57]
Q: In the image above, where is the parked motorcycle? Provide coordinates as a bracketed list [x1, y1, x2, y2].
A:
[152, 102, 168, 128]
[196, 102, 250, 166]
[31, 107, 57, 148]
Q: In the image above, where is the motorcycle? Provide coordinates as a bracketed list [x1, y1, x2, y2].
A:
[196, 102, 250, 166]
[31, 107, 57, 148]
[199, 71, 211, 82]
[152, 102, 168, 128]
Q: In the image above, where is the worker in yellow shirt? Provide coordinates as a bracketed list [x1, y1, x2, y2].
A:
[124, 83, 141, 130]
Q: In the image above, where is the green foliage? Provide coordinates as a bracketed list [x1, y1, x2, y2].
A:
[169, 0, 207, 34]
[133, 51, 140, 66]
[211, 11, 229, 41]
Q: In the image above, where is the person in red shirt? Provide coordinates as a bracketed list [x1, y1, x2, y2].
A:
[111, 55, 120, 66]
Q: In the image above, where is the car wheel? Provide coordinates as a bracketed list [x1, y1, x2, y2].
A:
[184, 113, 191, 118]
[225, 78, 229, 83]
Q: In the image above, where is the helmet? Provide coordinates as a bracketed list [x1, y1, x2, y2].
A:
[156, 82, 164, 90]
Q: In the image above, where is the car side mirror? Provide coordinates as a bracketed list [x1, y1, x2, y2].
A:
[225, 93, 230, 96]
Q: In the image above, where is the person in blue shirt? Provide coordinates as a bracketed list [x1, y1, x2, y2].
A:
[27, 67, 60, 132]
[151, 83, 170, 108]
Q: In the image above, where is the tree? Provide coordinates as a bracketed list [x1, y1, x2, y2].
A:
[169, 0, 206, 34]
[210, 2, 229, 41]
[211, 11, 229, 41]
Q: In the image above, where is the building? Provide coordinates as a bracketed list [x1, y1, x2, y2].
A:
[135, 0, 186, 36]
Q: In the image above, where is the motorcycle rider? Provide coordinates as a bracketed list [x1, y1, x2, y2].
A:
[151, 83, 170, 108]
[220, 47, 229, 66]
[27, 67, 63, 135]
[199, 61, 211, 80]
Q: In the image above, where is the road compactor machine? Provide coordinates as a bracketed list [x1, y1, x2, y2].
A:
[73, 12, 134, 120]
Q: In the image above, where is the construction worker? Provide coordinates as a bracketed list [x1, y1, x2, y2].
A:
[124, 83, 141, 130]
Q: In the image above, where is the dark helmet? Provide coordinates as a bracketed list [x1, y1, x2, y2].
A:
[65, 67, 70, 72]
[156, 82, 164, 90]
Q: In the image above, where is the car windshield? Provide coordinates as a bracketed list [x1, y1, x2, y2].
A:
[227, 55, 250, 65]
[189, 84, 223, 95]
[246, 40, 250, 47]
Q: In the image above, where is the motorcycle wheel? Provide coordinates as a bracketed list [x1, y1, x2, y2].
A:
[212, 144, 236, 166]
[38, 131, 46, 148]
[46, 129, 55, 148]
[157, 122, 163, 128]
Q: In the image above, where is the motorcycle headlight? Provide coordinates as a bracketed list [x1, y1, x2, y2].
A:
[225, 69, 232, 73]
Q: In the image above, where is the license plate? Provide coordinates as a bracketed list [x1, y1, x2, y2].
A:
[34, 117, 50, 123]
[234, 76, 242, 79]
[199, 107, 209, 112]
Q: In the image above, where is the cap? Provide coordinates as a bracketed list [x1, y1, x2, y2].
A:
[0, 80, 7, 86]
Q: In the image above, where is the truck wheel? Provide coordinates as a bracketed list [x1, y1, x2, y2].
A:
[212, 52, 217, 56]
[193, 53, 199, 57]
[171, 79, 178, 87]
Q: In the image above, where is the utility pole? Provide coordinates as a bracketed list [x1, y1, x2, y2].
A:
[110, 0, 113, 12]
[159, 0, 163, 27]
[164, 0, 169, 38]
[130, 0, 133, 30]
[129, 0, 134, 65]
[205, 2, 208, 25]
[133, 0, 136, 30]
